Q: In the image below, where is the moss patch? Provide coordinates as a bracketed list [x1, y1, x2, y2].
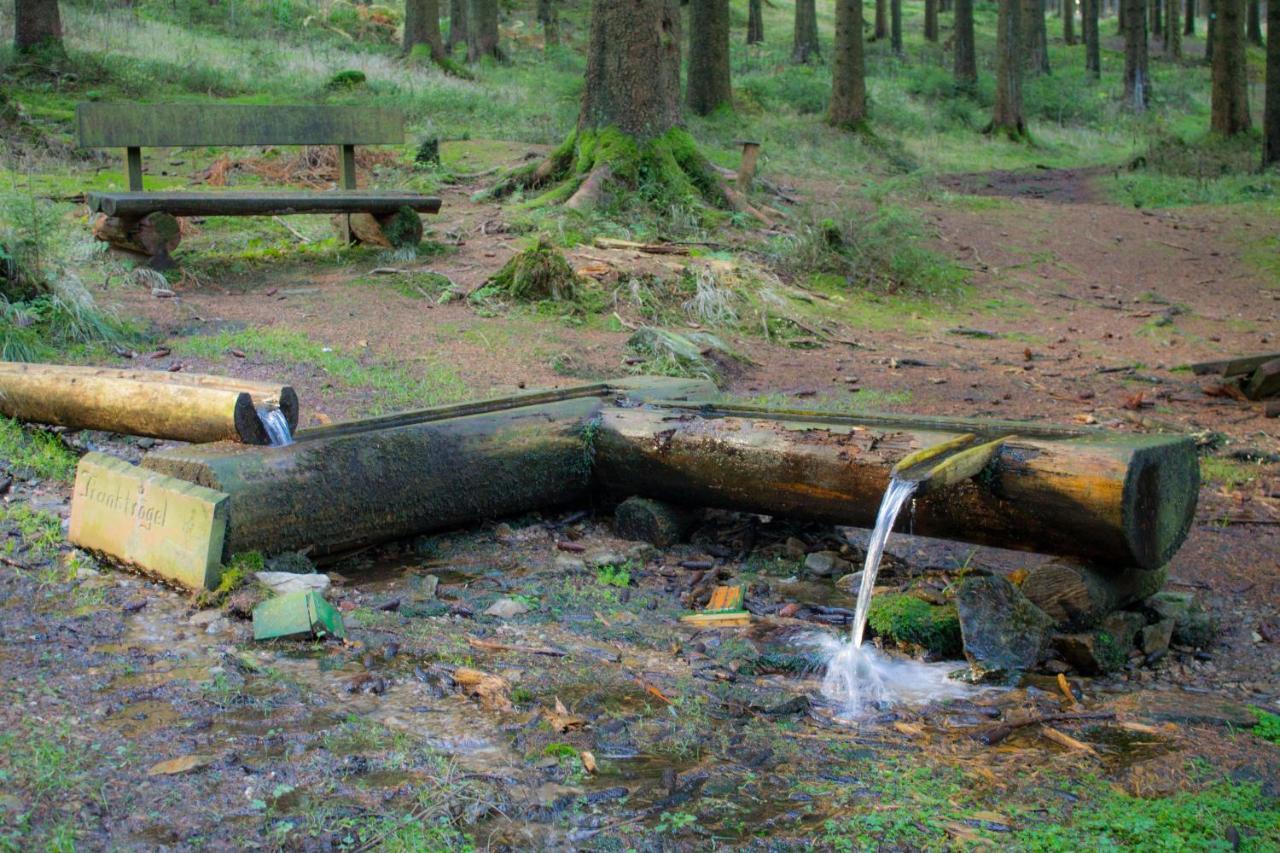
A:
[867, 594, 963, 657]
[487, 236, 581, 302]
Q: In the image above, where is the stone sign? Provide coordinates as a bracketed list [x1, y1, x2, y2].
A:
[69, 452, 229, 590]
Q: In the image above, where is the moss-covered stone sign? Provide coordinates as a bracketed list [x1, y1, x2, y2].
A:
[69, 452, 229, 590]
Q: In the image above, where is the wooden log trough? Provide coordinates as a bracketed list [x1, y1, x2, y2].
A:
[71, 380, 1200, 606]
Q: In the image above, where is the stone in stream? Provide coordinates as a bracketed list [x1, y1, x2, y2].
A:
[255, 572, 331, 596]
[1139, 618, 1175, 657]
[1051, 631, 1129, 674]
[1145, 591, 1218, 648]
[956, 575, 1054, 677]
[804, 551, 852, 578]
[484, 597, 530, 619]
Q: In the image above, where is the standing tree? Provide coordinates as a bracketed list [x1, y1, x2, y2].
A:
[466, 0, 502, 62]
[876, 0, 889, 40]
[794, 0, 821, 61]
[1165, 0, 1182, 58]
[1265, 0, 1280, 166]
[1185, 0, 1195, 34]
[1247, 0, 1263, 44]
[1207, 0, 1216, 62]
[688, 0, 732, 115]
[1150, 0, 1162, 42]
[1024, 0, 1051, 72]
[1124, 0, 1151, 110]
[747, 0, 764, 43]
[492, 0, 745, 216]
[14, 0, 63, 54]
[447, 0, 468, 52]
[404, 0, 446, 64]
[955, 0, 979, 89]
[989, 0, 1028, 136]
[538, 0, 560, 48]
[1064, 0, 1076, 44]
[1212, 0, 1252, 132]
[828, 0, 868, 128]
[925, 0, 940, 40]
[1085, 0, 1102, 75]
[891, 0, 904, 53]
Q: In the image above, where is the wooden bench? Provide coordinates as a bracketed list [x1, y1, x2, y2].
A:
[76, 103, 442, 268]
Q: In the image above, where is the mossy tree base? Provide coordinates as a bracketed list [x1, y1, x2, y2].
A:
[488, 236, 581, 301]
[493, 126, 767, 221]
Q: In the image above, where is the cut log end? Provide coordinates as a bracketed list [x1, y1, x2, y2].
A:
[335, 208, 424, 249]
[91, 212, 182, 269]
[1123, 440, 1200, 570]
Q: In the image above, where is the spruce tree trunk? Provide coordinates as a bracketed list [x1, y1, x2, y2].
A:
[538, 0, 560, 48]
[466, 0, 501, 62]
[1064, 0, 1076, 44]
[747, 0, 764, 43]
[1165, 0, 1182, 57]
[447, 0, 468, 51]
[404, 0, 445, 62]
[793, 0, 821, 61]
[955, 0, 980, 89]
[1151, 0, 1163, 41]
[991, 0, 1028, 136]
[876, 0, 889, 39]
[1124, 0, 1151, 110]
[1207, 0, 1216, 62]
[581, 0, 681, 137]
[828, 0, 867, 128]
[688, 0, 732, 115]
[891, 0, 904, 53]
[1265, 0, 1280, 166]
[1248, 0, 1263, 44]
[1024, 0, 1051, 72]
[14, 0, 63, 53]
[926, 0, 940, 40]
[1212, 0, 1252, 132]
[1185, 0, 1195, 34]
[1086, 0, 1102, 73]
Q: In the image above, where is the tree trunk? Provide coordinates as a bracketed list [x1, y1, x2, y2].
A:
[793, 0, 821, 61]
[688, 0, 733, 115]
[14, 0, 63, 53]
[537, 0, 560, 48]
[403, 0, 445, 63]
[1266, 0, 1280, 166]
[1207, 0, 1216, 62]
[926, 0, 940, 40]
[1124, 0, 1151, 110]
[891, 0, 904, 53]
[1064, 0, 1076, 43]
[747, 0, 764, 43]
[1212, 0, 1252, 132]
[1166, 0, 1182, 57]
[447, 0, 467, 51]
[1248, 0, 1263, 43]
[1151, 0, 1163, 40]
[876, 0, 889, 39]
[1024, 0, 1051, 72]
[1185, 0, 1195, 33]
[466, 0, 501, 62]
[991, 0, 1028, 136]
[1086, 0, 1102, 73]
[828, 0, 868, 128]
[955, 0, 979, 88]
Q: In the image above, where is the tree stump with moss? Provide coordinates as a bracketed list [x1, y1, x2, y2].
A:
[488, 237, 581, 301]
[334, 206, 424, 249]
[91, 212, 182, 269]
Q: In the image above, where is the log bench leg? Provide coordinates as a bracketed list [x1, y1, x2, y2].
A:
[332, 207, 424, 250]
[91, 212, 182, 270]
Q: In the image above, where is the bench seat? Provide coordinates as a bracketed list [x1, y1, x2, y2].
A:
[88, 191, 443, 219]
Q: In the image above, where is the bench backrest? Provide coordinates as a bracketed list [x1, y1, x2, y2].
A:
[76, 103, 404, 149]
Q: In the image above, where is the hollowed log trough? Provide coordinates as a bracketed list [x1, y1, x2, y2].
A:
[117, 378, 1199, 593]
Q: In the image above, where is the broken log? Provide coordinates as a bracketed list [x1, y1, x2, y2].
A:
[142, 378, 714, 558]
[590, 403, 1198, 570]
[1020, 559, 1167, 629]
[0, 362, 296, 444]
[91, 212, 181, 266]
[1244, 358, 1280, 401]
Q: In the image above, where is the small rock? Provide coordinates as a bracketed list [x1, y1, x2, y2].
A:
[1146, 591, 1216, 648]
[554, 555, 586, 572]
[255, 572, 331, 596]
[784, 537, 807, 558]
[1101, 610, 1146, 654]
[205, 617, 230, 635]
[586, 551, 626, 570]
[778, 602, 801, 618]
[484, 597, 530, 619]
[265, 552, 317, 575]
[1139, 618, 1174, 657]
[956, 575, 1054, 676]
[804, 551, 851, 578]
[1053, 631, 1128, 675]
[1043, 659, 1072, 674]
[409, 573, 439, 599]
[188, 609, 223, 627]
[834, 571, 865, 593]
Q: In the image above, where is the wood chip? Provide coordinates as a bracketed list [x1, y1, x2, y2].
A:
[146, 755, 214, 776]
[1041, 725, 1099, 756]
[452, 667, 513, 712]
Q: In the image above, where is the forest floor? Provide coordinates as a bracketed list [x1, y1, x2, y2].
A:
[2, 0, 1280, 849]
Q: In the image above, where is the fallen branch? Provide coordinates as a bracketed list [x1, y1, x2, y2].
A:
[273, 216, 312, 244]
[972, 711, 1115, 745]
[466, 635, 567, 657]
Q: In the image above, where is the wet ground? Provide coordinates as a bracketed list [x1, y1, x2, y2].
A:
[1, 429, 1277, 849]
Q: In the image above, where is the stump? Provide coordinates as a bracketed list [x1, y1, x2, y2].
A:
[91, 212, 182, 269]
[614, 496, 694, 547]
[335, 206, 424, 249]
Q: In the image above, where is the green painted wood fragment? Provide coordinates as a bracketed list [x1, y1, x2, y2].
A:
[253, 591, 346, 641]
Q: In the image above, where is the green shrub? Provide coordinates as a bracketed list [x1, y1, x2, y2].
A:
[867, 594, 963, 657]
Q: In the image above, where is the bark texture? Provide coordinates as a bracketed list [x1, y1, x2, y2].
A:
[828, 0, 868, 129]
[1085, 0, 1102, 74]
[793, 0, 821, 61]
[447, 0, 467, 50]
[891, 0, 904, 53]
[1248, 0, 1263, 44]
[876, 0, 889, 39]
[1165, 0, 1182, 57]
[14, 0, 62, 52]
[1211, 0, 1252, 133]
[466, 0, 501, 62]
[1207, 0, 1216, 62]
[926, 0, 940, 40]
[1185, 0, 1196, 33]
[1124, 0, 1151, 111]
[1267, 0, 1280, 166]
[955, 0, 979, 88]
[1023, 0, 1051, 72]
[403, 0, 445, 62]
[687, 0, 733, 115]
[581, 0, 682, 138]
[747, 0, 764, 43]
[1064, 0, 1076, 43]
[537, 0, 560, 48]
[991, 0, 1028, 137]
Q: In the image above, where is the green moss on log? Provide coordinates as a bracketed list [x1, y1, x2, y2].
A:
[867, 593, 963, 657]
[487, 236, 581, 302]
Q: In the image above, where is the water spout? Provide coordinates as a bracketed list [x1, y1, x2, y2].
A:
[257, 407, 294, 447]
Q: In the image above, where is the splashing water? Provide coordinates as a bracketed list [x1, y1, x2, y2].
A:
[257, 408, 294, 447]
[806, 476, 977, 719]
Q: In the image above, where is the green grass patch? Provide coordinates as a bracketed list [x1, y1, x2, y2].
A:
[866, 594, 963, 657]
[0, 419, 77, 482]
[1200, 456, 1264, 489]
[1251, 707, 1280, 745]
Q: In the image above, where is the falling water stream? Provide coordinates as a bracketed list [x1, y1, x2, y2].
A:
[808, 476, 975, 719]
[257, 408, 294, 447]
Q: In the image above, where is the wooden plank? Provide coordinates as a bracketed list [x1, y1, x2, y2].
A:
[87, 191, 442, 218]
[76, 103, 405, 148]
[126, 146, 144, 191]
[1188, 352, 1280, 378]
[1243, 358, 1280, 400]
[339, 143, 358, 190]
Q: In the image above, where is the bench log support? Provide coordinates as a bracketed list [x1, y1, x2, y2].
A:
[126, 146, 144, 192]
